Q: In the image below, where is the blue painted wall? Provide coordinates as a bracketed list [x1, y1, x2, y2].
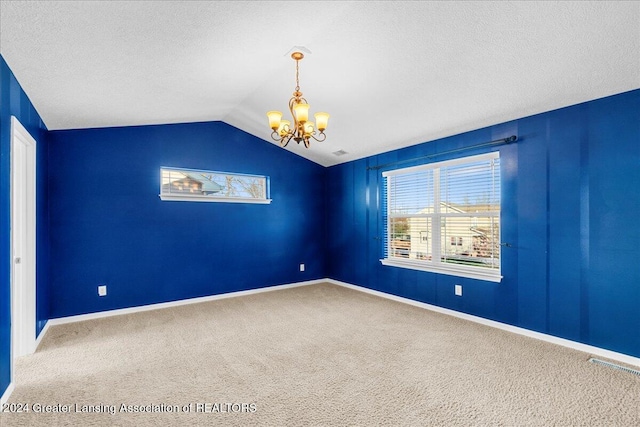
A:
[1, 47, 637, 403]
[0, 55, 49, 400]
[47, 122, 326, 318]
[327, 89, 640, 358]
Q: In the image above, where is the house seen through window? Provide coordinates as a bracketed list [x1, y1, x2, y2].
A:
[160, 167, 271, 204]
[381, 152, 501, 282]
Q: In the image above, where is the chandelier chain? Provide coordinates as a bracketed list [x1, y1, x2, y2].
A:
[295, 59, 300, 93]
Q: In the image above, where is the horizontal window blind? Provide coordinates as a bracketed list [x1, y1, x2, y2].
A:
[382, 152, 501, 280]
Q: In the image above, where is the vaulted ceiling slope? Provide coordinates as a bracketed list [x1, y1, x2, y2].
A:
[1, 1, 638, 166]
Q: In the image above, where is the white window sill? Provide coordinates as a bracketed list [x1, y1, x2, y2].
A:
[159, 194, 272, 204]
[380, 258, 502, 283]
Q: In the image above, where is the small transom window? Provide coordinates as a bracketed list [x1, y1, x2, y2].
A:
[160, 167, 271, 204]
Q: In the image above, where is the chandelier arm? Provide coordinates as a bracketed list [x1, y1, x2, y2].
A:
[309, 131, 327, 143]
[281, 132, 295, 148]
[288, 97, 299, 129]
[270, 130, 283, 142]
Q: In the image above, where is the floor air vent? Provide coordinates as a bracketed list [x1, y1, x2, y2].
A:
[588, 358, 640, 377]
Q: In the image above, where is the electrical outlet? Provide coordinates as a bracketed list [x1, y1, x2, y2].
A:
[454, 284, 462, 296]
[300, 263, 305, 272]
[98, 285, 107, 297]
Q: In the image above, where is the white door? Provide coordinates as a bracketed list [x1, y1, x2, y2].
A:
[10, 116, 36, 359]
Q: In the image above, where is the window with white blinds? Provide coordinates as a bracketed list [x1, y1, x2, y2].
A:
[381, 152, 501, 282]
[159, 167, 271, 204]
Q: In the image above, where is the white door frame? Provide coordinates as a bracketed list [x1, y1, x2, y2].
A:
[10, 116, 37, 369]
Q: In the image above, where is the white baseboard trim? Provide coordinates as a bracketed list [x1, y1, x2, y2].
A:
[34, 321, 51, 352]
[36, 277, 640, 370]
[1, 382, 15, 406]
[325, 278, 640, 369]
[47, 279, 325, 327]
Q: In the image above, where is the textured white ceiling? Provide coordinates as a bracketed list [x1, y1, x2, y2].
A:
[1, 1, 638, 166]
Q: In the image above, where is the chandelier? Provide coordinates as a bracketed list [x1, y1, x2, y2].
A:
[267, 52, 329, 148]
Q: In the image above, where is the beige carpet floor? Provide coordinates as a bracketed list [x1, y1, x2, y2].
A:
[2, 283, 639, 426]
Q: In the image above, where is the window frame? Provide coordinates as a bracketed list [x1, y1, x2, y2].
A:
[380, 152, 502, 283]
[159, 167, 272, 204]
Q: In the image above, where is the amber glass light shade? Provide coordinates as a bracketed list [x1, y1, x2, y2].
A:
[304, 122, 315, 135]
[267, 111, 282, 130]
[293, 103, 310, 123]
[314, 112, 329, 131]
[278, 120, 291, 136]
